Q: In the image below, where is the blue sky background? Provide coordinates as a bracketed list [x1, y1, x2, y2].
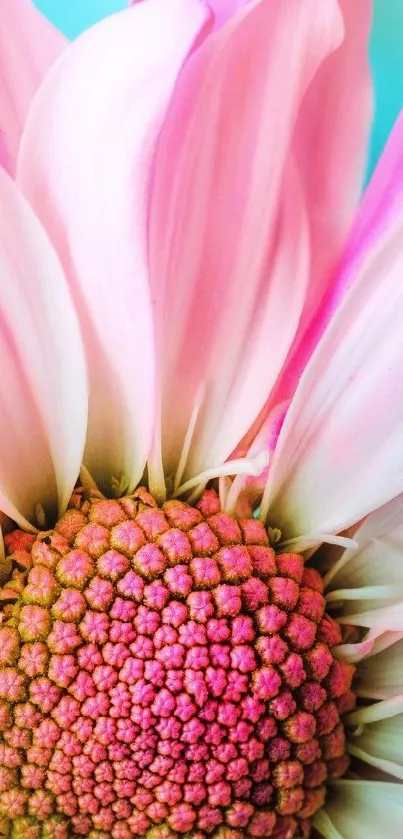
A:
[35, 0, 403, 179]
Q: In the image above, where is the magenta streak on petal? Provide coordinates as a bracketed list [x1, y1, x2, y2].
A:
[267, 106, 403, 416]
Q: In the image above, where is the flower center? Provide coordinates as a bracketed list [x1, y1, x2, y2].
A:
[0, 488, 355, 839]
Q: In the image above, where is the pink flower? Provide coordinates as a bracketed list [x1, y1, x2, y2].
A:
[0, 1, 403, 837]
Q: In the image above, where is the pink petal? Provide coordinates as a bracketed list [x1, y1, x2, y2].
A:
[0, 131, 9, 170]
[271, 59, 403, 422]
[18, 1, 211, 494]
[227, 401, 290, 516]
[326, 493, 403, 592]
[324, 495, 403, 623]
[265, 212, 403, 540]
[350, 111, 403, 251]
[249, 0, 373, 421]
[0, 168, 87, 530]
[292, 0, 373, 322]
[133, 0, 249, 25]
[149, 0, 343, 480]
[0, 0, 66, 175]
[206, 0, 250, 28]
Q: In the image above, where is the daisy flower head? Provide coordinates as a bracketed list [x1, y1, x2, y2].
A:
[0, 0, 403, 838]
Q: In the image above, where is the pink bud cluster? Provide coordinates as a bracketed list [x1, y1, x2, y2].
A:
[0, 488, 355, 839]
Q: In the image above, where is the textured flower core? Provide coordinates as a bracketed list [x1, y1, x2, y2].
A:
[0, 488, 355, 839]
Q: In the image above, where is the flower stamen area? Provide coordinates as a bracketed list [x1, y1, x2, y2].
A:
[0, 489, 355, 839]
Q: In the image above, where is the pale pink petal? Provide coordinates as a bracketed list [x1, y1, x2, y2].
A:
[314, 781, 403, 839]
[133, 0, 249, 28]
[0, 167, 87, 530]
[18, 0, 211, 494]
[149, 0, 343, 480]
[0, 131, 9, 170]
[206, 0, 250, 28]
[347, 111, 403, 270]
[265, 213, 403, 541]
[334, 630, 403, 666]
[249, 0, 373, 420]
[270, 106, 402, 419]
[292, 0, 373, 322]
[226, 400, 290, 516]
[0, 0, 66, 175]
[324, 495, 403, 616]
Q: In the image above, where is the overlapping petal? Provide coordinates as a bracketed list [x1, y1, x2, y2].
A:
[314, 781, 403, 839]
[148, 0, 343, 480]
[347, 711, 403, 779]
[0, 0, 66, 174]
[356, 637, 403, 699]
[324, 494, 403, 619]
[206, 0, 250, 28]
[134, 0, 250, 29]
[265, 211, 403, 540]
[18, 0, 212, 494]
[291, 0, 373, 323]
[268, 105, 403, 427]
[234, 0, 373, 450]
[347, 111, 403, 271]
[0, 168, 87, 530]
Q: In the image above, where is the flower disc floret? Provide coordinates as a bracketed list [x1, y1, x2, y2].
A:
[0, 488, 355, 839]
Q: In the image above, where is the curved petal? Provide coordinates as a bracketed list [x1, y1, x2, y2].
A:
[269, 105, 402, 421]
[265, 212, 403, 540]
[347, 713, 403, 780]
[292, 0, 373, 322]
[18, 0, 212, 494]
[357, 637, 403, 700]
[334, 629, 403, 665]
[339, 603, 403, 634]
[225, 400, 290, 516]
[0, 167, 87, 530]
[235, 0, 373, 445]
[314, 781, 403, 839]
[325, 494, 403, 587]
[149, 0, 343, 480]
[206, 0, 250, 28]
[324, 495, 403, 618]
[133, 0, 250, 29]
[347, 110, 403, 271]
[0, 0, 66, 175]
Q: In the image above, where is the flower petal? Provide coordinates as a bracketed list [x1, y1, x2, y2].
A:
[149, 0, 343, 479]
[325, 494, 403, 588]
[291, 0, 373, 323]
[323, 495, 403, 621]
[339, 603, 403, 632]
[206, 0, 249, 28]
[272, 44, 403, 430]
[347, 712, 403, 780]
[239, 0, 373, 439]
[134, 0, 250, 29]
[265, 212, 403, 539]
[0, 0, 66, 174]
[18, 0, 211, 494]
[0, 167, 87, 529]
[347, 111, 403, 271]
[334, 630, 403, 665]
[356, 637, 403, 700]
[314, 781, 403, 839]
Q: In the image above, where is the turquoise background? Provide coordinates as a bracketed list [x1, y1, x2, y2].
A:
[35, 0, 403, 178]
